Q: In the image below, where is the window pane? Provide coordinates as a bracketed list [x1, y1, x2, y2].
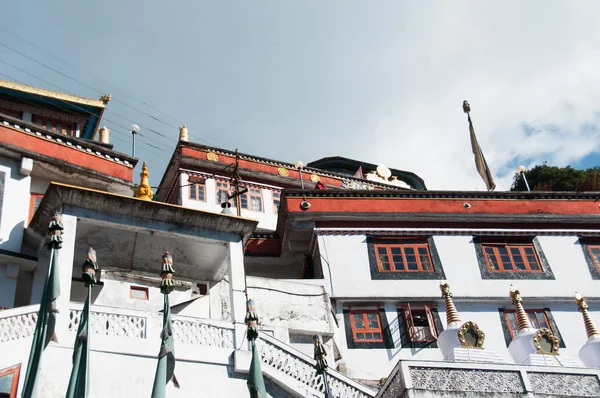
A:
[391, 247, 401, 255]
[366, 313, 378, 320]
[380, 261, 391, 271]
[524, 247, 535, 255]
[190, 185, 197, 200]
[354, 321, 365, 329]
[352, 313, 362, 321]
[372, 332, 382, 340]
[392, 255, 404, 270]
[368, 320, 379, 328]
[356, 333, 365, 340]
[364, 333, 373, 340]
[198, 186, 205, 201]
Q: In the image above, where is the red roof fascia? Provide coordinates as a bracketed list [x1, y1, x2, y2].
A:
[0, 125, 133, 181]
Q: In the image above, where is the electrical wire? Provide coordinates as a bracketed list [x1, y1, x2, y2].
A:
[0, 32, 226, 147]
[0, 72, 167, 157]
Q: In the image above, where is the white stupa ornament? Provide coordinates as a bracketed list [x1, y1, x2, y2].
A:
[575, 293, 600, 368]
[507, 285, 576, 366]
[436, 280, 505, 363]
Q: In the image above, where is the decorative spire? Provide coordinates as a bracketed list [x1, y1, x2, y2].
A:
[100, 93, 112, 104]
[82, 247, 100, 287]
[509, 285, 533, 331]
[46, 212, 64, 250]
[98, 126, 110, 144]
[160, 252, 175, 294]
[575, 292, 600, 338]
[245, 299, 259, 341]
[440, 280, 462, 325]
[179, 125, 188, 142]
[314, 334, 328, 374]
[135, 161, 154, 201]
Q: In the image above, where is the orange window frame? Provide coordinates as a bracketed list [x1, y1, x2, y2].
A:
[130, 286, 149, 300]
[349, 310, 384, 343]
[482, 240, 541, 273]
[504, 309, 550, 338]
[586, 244, 600, 273]
[188, 181, 206, 202]
[32, 114, 76, 136]
[401, 303, 438, 342]
[0, 364, 21, 398]
[374, 238, 434, 272]
[28, 193, 44, 225]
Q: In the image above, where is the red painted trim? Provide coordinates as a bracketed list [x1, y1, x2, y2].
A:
[0, 126, 133, 181]
[285, 197, 600, 216]
[245, 238, 282, 255]
[180, 147, 345, 187]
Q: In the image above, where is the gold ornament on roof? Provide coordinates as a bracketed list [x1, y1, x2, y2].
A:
[439, 280, 462, 325]
[206, 152, 219, 162]
[310, 173, 321, 183]
[509, 285, 533, 331]
[100, 93, 112, 104]
[575, 292, 600, 338]
[135, 161, 154, 201]
[277, 167, 289, 177]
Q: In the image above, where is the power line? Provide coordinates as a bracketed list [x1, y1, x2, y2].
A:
[0, 26, 183, 127]
[0, 34, 225, 148]
[0, 73, 167, 157]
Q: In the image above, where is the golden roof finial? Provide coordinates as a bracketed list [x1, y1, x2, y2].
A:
[135, 161, 153, 201]
[179, 125, 188, 142]
[575, 292, 600, 338]
[440, 279, 462, 325]
[100, 93, 112, 104]
[509, 285, 533, 331]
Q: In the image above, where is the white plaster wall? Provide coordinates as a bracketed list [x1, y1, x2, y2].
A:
[180, 172, 279, 232]
[318, 234, 600, 300]
[75, 277, 194, 313]
[0, 157, 30, 253]
[335, 299, 600, 380]
[0, 264, 17, 308]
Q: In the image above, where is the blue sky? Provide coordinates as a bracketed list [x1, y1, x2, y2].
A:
[2, 1, 600, 190]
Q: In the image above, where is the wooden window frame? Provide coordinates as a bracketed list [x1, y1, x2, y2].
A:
[349, 309, 384, 343]
[247, 187, 263, 212]
[481, 239, 542, 273]
[0, 364, 21, 398]
[374, 238, 434, 273]
[586, 243, 600, 273]
[272, 191, 281, 215]
[188, 180, 206, 202]
[32, 114, 76, 136]
[130, 286, 149, 300]
[503, 309, 551, 338]
[28, 193, 44, 225]
[400, 303, 438, 343]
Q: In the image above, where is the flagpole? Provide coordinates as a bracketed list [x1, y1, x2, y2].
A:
[151, 252, 178, 398]
[22, 213, 63, 398]
[314, 335, 332, 398]
[463, 100, 496, 192]
[66, 247, 99, 398]
[246, 299, 267, 398]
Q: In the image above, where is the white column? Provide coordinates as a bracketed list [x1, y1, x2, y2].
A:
[228, 239, 247, 350]
[55, 214, 77, 340]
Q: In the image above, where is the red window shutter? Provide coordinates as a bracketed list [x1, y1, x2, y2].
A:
[402, 303, 416, 341]
[424, 305, 438, 340]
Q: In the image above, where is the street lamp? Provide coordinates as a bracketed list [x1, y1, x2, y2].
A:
[131, 124, 140, 157]
[516, 165, 530, 192]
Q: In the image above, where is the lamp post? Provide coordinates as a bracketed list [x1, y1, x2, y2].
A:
[517, 165, 531, 192]
[295, 161, 305, 190]
[131, 124, 140, 157]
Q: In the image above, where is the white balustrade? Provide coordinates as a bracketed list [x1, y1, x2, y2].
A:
[0, 305, 39, 343]
[257, 334, 376, 398]
[171, 316, 234, 348]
